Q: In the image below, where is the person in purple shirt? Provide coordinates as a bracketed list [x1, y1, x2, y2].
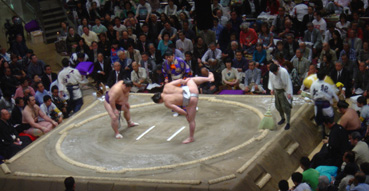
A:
[162, 50, 191, 83]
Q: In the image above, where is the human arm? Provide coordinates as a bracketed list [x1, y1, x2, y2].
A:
[165, 102, 187, 116]
[38, 107, 58, 126]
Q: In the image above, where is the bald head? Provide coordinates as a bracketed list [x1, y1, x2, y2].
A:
[0, 109, 10, 120]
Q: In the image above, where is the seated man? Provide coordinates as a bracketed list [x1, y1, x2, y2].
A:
[107, 62, 126, 88]
[201, 42, 222, 66]
[0, 109, 31, 159]
[0, 91, 15, 113]
[357, 96, 369, 135]
[338, 100, 362, 134]
[14, 78, 35, 99]
[131, 61, 148, 93]
[51, 86, 69, 118]
[104, 80, 138, 139]
[352, 62, 369, 97]
[349, 132, 369, 166]
[40, 95, 63, 124]
[151, 72, 214, 144]
[34, 82, 50, 105]
[22, 96, 58, 137]
[240, 61, 264, 93]
[93, 53, 111, 87]
[199, 67, 217, 94]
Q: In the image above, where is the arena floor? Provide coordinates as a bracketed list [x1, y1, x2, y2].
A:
[0, 94, 319, 191]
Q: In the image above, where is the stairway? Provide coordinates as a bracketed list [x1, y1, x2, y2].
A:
[39, 0, 68, 44]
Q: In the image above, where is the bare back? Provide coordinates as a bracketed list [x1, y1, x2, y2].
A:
[162, 84, 184, 106]
[340, 108, 361, 131]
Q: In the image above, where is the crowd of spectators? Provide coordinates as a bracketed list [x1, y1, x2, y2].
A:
[1, 0, 369, 189]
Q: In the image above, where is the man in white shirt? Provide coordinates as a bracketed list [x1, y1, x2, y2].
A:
[312, 11, 327, 34]
[39, 95, 63, 123]
[310, 71, 339, 137]
[268, 62, 293, 130]
[176, 31, 193, 53]
[58, 58, 85, 114]
[201, 42, 222, 64]
[131, 62, 148, 93]
[81, 26, 99, 47]
[136, 0, 152, 22]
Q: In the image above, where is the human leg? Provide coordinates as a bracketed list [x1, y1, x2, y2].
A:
[73, 98, 83, 113]
[104, 101, 121, 138]
[23, 127, 43, 137]
[38, 121, 53, 133]
[183, 100, 198, 144]
[122, 103, 139, 127]
[275, 93, 285, 121]
[189, 72, 215, 85]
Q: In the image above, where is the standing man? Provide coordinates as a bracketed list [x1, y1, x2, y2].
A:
[58, 58, 85, 114]
[151, 72, 214, 144]
[310, 71, 339, 138]
[104, 80, 138, 139]
[268, 63, 293, 130]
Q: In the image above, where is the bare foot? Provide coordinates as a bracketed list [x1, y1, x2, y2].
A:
[208, 72, 215, 82]
[182, 137, 195, 144]
[128, 121, 139, 127]
[115, 133, 123, 139]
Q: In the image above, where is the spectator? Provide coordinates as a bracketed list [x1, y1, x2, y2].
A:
[113, 18, 127, 40]
[41, 65, 57, 92]
[346, 171, 369, 191]
[164, 0, 177, 16]
[270, 7, 286, 36]
[338, 163, 358, 191]
[89, 2, 103, 21]
[353, 62, 369, 96]
[140, 52, 156, 81]
[278, 19, 295, 40]
[66, 27, 81, 54]
[278, 180, 289, 191]
[184, 51, 198, 76]
[176, 31, 193, 54]
[358, 41, 369, 64]
[157, 32, 173, 56]
[338, 100, 362, 133]
[240, 61, 263, 94]
[239, 23, 258, 54]
[291, 172, 312, 191]
[304, 25, 322, 57]
[0, 109, 31, 159]
[89, 41, 102, 63]
[92, 18, 107, 36]
[259, 22, 274, 52]
[34, 82, 50, 105]
[59, 21, 68, 38]
[39, 95, 63, 124]
[58, 58, 85, 114]
[148, 43, 162, 65]
[347, 30, 363, 54]
[222, 41, 240, 61]
[219, 21, 236, 52]
[339, 43, 356, 64]
[136, 33, 150, 54]
[81, 26, 99, 47]
[64, 176, 75, 191]
[75, 38, 91, 55]
[273, 41, 287, 63]
[110, 40, 123, 64]
[147, 14, 163, 44]
[70, 52, 89, 68]
[10, 97, 23, 126]
[22, 96, 58, 137]
[232, 50, 249, 73]
[292, 49, 310, 81]
[301, 6, 315, 35]
[14, 78, 35, 99]
[107, 62, 125, 88]
[106, 23, 117, 42]
[221, 59, 239, 90]
[135, 0, 152, 22]
[1, 67, 18, 94]
[350, 132, 369, 166]
[329, 30, 343, 59]
[151, 65, 165, 87]
[126, 44, 142, 63]
[360, 163, 369, 184]
[158, 22, 177, 42]
[284, 61, 300, 95]
[27, 54, 45, 79]
[76, 2, 89, 22]
[300, 157, 319, 191]
[312, 11, 327, 34]
[11, 34, 28, 58]
[253, 43, 266, 67]
[201, 42, 222, 65]
[357, 96, 369, 133]
[51, 86, 68, 119]
[97, 33, 111, 57]
[199, 67, 217, 94]
[93, 53, 111, 86]
[0, 91, 15, 113]
[21, 49, 33, 69]
[77, 18, 91, 36]
[117, 50, 132, 79]
[330, 61, 351, 98]
[193, 36, 208, 61]
[131, 61, 148, 93]
[336, 13, 350, 38]
[320, 42, 338, 63]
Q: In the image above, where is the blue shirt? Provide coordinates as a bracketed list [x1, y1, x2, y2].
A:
[253, 49, 266, 64]
[35, 90, 50, 105]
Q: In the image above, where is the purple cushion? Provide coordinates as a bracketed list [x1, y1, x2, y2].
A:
[76, 62, 94, 75]
[219, 90, 244, 95]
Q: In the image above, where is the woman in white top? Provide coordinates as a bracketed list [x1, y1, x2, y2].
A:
[335, 13, 350, 39]
[164, 0, 177, 16]
[221, 59, 239, 89]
